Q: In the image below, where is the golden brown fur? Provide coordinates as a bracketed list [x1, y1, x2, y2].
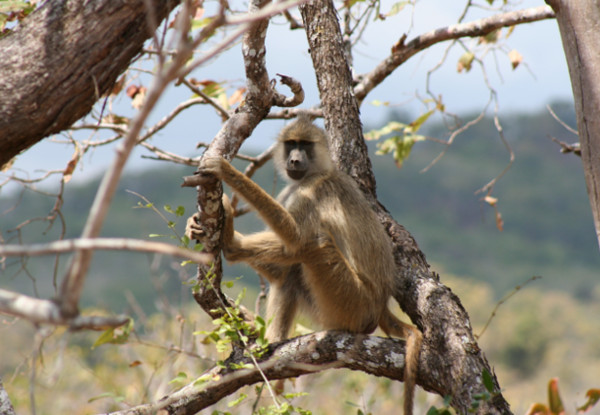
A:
[189, 116, 421, 414]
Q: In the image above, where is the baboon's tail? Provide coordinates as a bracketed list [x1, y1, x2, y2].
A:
[379, 308, 422, 415]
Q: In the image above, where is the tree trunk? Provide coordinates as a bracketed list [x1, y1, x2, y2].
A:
[0, 0, 178, 168]
[299, 0, 512, 413]
[546, 0, 600, 250]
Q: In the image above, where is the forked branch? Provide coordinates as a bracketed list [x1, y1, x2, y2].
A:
[353, 6, 556, 103]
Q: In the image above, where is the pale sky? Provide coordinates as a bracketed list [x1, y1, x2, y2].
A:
[3, 1, 572, 187]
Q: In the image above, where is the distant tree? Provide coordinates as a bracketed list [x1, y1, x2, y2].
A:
[0, 1, 596, 414]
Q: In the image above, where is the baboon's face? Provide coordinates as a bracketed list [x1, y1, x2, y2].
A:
[284, 140, 314, 180]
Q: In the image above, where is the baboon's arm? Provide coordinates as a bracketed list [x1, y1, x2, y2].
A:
[203, 157, 302, 249]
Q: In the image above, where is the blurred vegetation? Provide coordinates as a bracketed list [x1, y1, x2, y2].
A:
[1, 101, 599, 413]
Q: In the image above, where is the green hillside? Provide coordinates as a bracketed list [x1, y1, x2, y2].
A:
[1, 101, 598, 311]
[373, 101, 599, 298]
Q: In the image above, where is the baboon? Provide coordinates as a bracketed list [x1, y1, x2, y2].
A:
[188, 116, 422, 414]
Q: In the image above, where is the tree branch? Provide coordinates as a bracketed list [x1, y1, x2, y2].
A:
[189, 0, 307, 322]
[102, 331, 428, 415]
[0, 237, 213, 264]
[0, 290, 130, 330]
[353, 6, 556, 104]
[299, 0, 512, 412]
[0, 0, 178, 168]
[547, 0, 600, 250]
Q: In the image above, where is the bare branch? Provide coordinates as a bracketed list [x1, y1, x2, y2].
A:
[548, 135, 581, 156]
[138, 97, 208, 142]
[0, 238, 213, 264]
[0, 0, 179, 167]
[0, 289, 130, 330]
[180, 79, 231, 120]
[547, 104, 578, 135]
[140, 141, 202, 165]
[353, 6, 556, 103]
[271, 73, 305, 107]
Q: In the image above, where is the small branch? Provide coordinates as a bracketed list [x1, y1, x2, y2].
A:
[547, 104, 578, 135]
[271, 74, 305, 107]
[353, 6, 555, 103]
[140, 141, 202, 165]
[477, 276, 542, 339]
[178, 0, 311, 80]
[0, 238, 213, 265]
[0, 289, 130, 330]
[282, 9, 303, 29]
[180, 79, 231, 120]
[138, 97, 208, 142]
[548, 135, 581, 156]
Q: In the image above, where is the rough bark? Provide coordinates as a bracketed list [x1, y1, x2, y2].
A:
[0, 378, 16, 415]
[107, 331, 434, 415]
[299, 0, 511, 413]
[0, 0, 178, 168]
[190, 0, 277, 321]
[546, 0, 600, 250]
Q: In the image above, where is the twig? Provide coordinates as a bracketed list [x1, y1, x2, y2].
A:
[353, 6, 555, 103]
[547, 104, 578, 135]
[548, 135, 581, 156]
[180, 78, 231, 120]
[477, 276, 541, 339]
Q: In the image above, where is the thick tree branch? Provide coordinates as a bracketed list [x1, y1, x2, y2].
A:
[103, 331, 428, 415]
[354, 6, 556, 104]
[547, 0, 600, 250]
[299, 0, 511, 413]
[0, 0, 178, 168]
[299, 0, 376, 195]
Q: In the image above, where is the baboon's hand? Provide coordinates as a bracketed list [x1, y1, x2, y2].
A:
[185, 212, 205, 242]
[199, 156, 224, 178]
[189, 156, 225, 184]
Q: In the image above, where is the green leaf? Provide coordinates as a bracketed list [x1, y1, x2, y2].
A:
[371, 99, 390, 107]
[193, 373, 212, 386]
[386, 1, 407, 17]
[168, 372, 188, 385]
[364, 121, 406, 141]
[228, 393, 247, 407]
[92, 319, 133, 348]
[192, 16, 214, 30]
[482, 368, 495, 393]
[407, 110, 434, 133]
